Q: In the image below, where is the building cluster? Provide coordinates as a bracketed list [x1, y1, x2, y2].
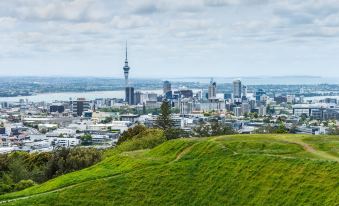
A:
[0, 45, 338, 154]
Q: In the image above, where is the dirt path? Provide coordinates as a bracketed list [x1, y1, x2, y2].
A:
[294, 140, 339, 162]
[174, 144, 195, 161]
[272, 136, 339, 162]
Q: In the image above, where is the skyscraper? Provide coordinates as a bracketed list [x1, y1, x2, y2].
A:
[208, 78, 217, 100]
[163, 81, 171, 94]
[125, 87, 135, 105]
[233, 80, 242, 99]
[242, 85, 247, 99]
[123, 42, 130, 87]
[163, 80, 172, 99]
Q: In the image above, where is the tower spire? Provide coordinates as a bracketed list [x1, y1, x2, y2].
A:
[123, 41, 130, 87]
[125, 41, 128, 61]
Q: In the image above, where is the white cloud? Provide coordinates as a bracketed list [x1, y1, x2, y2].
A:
[1, 0, 339, 76]
[110, 15, 153, 29]
[0, 17, 17, 29]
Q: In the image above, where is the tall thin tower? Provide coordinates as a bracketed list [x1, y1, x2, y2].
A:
[123, 42, 130, 87]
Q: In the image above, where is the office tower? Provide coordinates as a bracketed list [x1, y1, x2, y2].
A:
[123, 42, 130, 87]
[134, 91, 142, 105]
[163, 81, 171, 94]
[208, 78, 217, 100]
[125, 87, 135, 105]
[241, 103, 251, 114]
[0, 102, 8, 109]
[163, 80, 172, 99]
[242, 85, 247, 98]
[233, 80, 242, 99]
[72, 98, 90, 117]
[255, 89, 266, 101]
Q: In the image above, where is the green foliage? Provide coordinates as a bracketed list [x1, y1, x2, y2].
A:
[328, 126, 339, 135]
[80, 134, 93, 145]
[0, 148, 102, 195]
[117, 129, 166, 152]
[101, 116, 113, 124]
[193, 121, 235, 137]
[156, 100, 173, 131]
[45, 147, 102, 178]
[118, 124, 147, 145]
[254, 123, 288, 134]
[13, 180, 36, 192]
[0, 135, 338, 205]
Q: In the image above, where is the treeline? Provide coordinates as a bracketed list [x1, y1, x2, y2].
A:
[0, 147, 102, 195]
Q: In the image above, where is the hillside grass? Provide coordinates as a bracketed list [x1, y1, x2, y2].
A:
[0, 134, 338, 206]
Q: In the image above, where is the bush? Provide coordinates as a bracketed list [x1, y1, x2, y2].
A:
[118, 129, 166, 152]
[118, 124, 147, 145]
[14, 180, 36, 191]
[0, 147, 102, 195]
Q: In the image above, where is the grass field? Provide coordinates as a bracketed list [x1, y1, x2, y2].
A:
[0, 134, 338, 206]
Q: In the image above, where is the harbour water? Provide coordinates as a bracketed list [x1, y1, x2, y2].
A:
[0, 90, 163, 103]
[0, 90, 338, 103]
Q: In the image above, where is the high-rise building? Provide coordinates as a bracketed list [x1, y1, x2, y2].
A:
[233, 80, 242, 99]
[71, 98, 90, 117]
[123, 42, 130, 87]
[125, 87, 135, 105]
[208, 79, 217, 100]
[255, 89, 266, 101]
[163, 80, 172, 99]
[163, 81, 171, 94]
[134, 91, 142, 105]
[242, 85, 247, 99]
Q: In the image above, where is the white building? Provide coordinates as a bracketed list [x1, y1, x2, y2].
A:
[55, 138, 80, 147]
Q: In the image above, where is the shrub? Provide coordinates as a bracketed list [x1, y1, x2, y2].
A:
[14, 180, 36, 191]
[118, 129, 166, 152]
[118, 124, 147, 145]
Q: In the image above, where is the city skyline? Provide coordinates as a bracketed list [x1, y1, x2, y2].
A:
[1, 1, 339, 77]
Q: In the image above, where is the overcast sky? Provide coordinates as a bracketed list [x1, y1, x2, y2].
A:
[1, 0, 339, 78]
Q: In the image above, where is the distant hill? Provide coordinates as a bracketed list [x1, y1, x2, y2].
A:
[0, 134, 338, 206]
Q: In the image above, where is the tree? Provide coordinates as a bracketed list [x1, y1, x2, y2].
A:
[300, 113, 308, 123]
[156, 100, 173, 131]
[275, 123, 288, 134]
[193, 121, 235, 137]
[101, 116, 113, 124]
[328, 126, 339, 135]
[80, 134, 92, 145]
[118, 124, 147, 144]
[193, 122, 211, 137]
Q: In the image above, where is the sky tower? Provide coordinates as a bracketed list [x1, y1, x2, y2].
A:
[123, 42, 130, 87]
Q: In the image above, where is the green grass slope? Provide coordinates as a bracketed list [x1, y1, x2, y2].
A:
[0, 134, 338, 206]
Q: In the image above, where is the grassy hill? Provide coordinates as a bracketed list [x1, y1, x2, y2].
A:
[0, 134, 338, 206]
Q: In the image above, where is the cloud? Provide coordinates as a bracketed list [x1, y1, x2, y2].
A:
[0, 0, 110, 22]
[129, 0, 204, 14]
[0, 17, 17, 29]
[110, 15, 153, 29]
[1, 0, 339, 77]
